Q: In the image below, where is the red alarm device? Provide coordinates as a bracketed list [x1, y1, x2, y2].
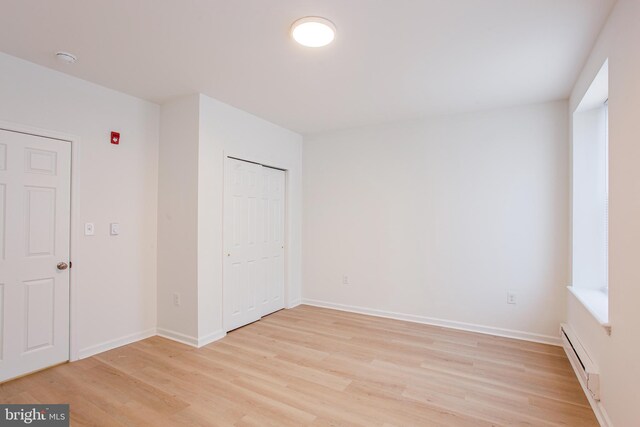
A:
[111, 131, 120, 145]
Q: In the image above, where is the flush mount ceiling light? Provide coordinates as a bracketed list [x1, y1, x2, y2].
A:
[55, 51, 77, 64]
[291, 17, 336, 47]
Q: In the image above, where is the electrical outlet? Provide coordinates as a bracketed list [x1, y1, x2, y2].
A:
[342, 275, 349, 285]
[84, 223, 95, 236]
[507, 291, 517, 305]
[172, 293, 181, 307]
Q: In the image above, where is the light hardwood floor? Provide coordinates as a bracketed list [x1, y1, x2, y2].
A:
[0, 305, 597, 426]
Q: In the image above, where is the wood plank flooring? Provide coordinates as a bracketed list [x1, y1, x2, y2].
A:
[0, 305, 597, 426]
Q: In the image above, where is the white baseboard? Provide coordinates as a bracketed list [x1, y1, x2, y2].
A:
[302, 299, 561, 346]
[76, 327, 226, 361]
[156, 328, 199, 347]
[156, 328, 226, 348]
[287, 299, 302, 309]
[197, 330, 226, 347]
[78, 328, 157, 359]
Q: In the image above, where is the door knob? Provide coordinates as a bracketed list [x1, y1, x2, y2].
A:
[57, 262, 68, 270]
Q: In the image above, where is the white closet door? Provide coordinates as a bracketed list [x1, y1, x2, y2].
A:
[223, 158, 263, 332]
[224, 158, 285, 332]
[260, 167, 285, 317]
[0, 129, 71, 382]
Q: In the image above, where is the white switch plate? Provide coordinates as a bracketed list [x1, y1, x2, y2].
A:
[110, 223, 120, 236]
[507, 291, 517, 305]
[84, 223, 95, 236]
[342, 275, 349, 285]
[173, 293, 181, 307]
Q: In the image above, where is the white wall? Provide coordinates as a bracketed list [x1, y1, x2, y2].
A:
[157, 94, 303, 344]
[568, 0, 640, 425]
[0, 52, 159, 358]
[198, 94, 303, 340]
[303, 101, 569, 343]
[157, 95, 200, 340]
[0, 52, 302, 355]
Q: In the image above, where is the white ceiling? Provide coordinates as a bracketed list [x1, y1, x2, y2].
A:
[0, 0, 615, 134]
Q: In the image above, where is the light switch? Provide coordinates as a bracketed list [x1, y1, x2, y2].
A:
[84, 223, 95, 236]
[110, 223, 120, 236]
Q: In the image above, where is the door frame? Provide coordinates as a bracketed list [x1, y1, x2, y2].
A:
[222, 152, 291, 331]
[0, 120, 80, 362]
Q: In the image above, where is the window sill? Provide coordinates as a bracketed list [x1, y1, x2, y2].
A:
[567, 286, 611, 335]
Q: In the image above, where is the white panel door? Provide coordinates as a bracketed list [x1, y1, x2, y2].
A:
[223, 158, 263, 332]
[260, 167, 285, 317]
[224, 158, 286, 332]
[0, 129, 71, 382]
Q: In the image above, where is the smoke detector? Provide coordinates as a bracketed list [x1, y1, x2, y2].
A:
[55, 51, 77, 64]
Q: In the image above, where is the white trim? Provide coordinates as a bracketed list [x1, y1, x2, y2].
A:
[69, 136, 81, 361]
[302, 299, 561, 346]
[78, 328, 156, 359]
[561, 333, 612, 426]
[287, 299, 301, 309]
[77, 328, 225, 359]
[197, 330, 226, 347]
[156, 328, 200, 347]
[156, 328, 227, 348]
[0, 120, 82, 361]
[0, 119, 78, 142]
[567, 286, 611, 334]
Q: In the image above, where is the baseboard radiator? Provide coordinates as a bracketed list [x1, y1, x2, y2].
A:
[560, 323, 600, 400]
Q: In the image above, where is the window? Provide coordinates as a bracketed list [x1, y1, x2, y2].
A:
[571, 60, 610, 330]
